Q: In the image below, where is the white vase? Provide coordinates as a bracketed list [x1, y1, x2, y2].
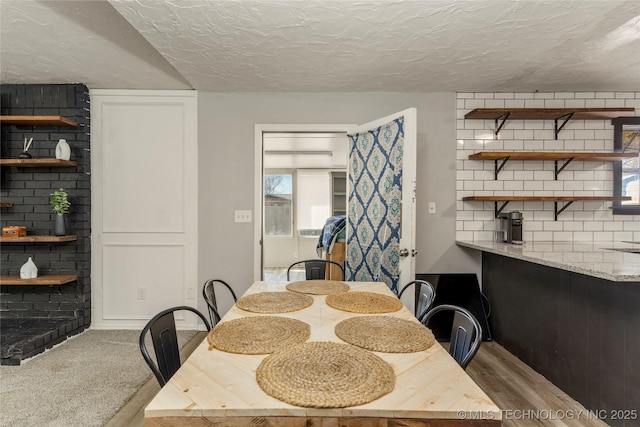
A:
[20, 257, 38, 279]
[55, 139, 71, 161]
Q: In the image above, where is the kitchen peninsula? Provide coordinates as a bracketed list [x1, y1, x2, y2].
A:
[457, 240, 640, 427]
[457, 240, 640, 282]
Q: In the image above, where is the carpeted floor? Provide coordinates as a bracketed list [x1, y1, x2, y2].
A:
[0, 329, 196, 427]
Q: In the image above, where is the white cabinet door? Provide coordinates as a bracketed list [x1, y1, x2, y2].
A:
[91, 90, 198, 329]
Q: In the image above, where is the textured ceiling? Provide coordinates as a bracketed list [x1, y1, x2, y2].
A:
[0, 0, 191, 89]
[2, 0, 640, 92]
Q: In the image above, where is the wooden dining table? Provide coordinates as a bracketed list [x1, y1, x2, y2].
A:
[144, 280, 502, 426]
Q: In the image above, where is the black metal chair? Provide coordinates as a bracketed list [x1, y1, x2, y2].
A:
[397, 279, 435, 322]
[139, 306, 211, 387]
[421, 304, 482, 370]
[286, 259, 345, 281]
[202, 279, 238, 327]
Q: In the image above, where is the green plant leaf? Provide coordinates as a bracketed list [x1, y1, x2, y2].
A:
[50, 188, 71, 215]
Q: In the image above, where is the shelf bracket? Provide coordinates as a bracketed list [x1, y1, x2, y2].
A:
[494, 112, 510, 139]
[554, 158, 574, 180]
[554, 200, 574, 221]
[494, 201, 510, 218]
[554, 112, 574, 140]
[494, 157, 510, 180]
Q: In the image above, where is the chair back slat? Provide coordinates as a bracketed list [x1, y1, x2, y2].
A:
[450, 312, 474, 364]
[202, 279, 237, 327]
[151, 315, 181, 382]
[140, 306, 211, 387]
[416, 282, 435, 321]
[287, 259, 345, 281]
[306, 261, 326, 280]
[398, 280, 435, 321]
[422, 304, 482, 370]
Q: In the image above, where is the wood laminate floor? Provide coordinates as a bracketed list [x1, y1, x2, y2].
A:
[264, 267, 300, 281]
[104, 331, 207, 427]
[465, 342, 609, 427]
[109, 334, 609, 426]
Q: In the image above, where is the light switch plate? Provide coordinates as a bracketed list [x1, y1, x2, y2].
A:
[235, 210, 252, 223]
[428, 202, 436, 214]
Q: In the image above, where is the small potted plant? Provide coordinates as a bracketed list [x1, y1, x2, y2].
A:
[50, 188, 71, 236]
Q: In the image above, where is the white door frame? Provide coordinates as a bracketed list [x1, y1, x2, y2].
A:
[254, 124, 354, 281]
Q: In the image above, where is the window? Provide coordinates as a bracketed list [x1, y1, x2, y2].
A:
[264, 174, 292, 236]
[296, 171, 331, 237]
[612, 117, 640, 215]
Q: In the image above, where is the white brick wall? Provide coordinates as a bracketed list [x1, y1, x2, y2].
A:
[456, 92, 640, 242]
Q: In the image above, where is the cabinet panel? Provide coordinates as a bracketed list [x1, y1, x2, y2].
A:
[101, 102, 185, 233]
[102, 244, 184, 319]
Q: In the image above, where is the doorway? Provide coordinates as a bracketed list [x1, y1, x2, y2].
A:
[260, 132, 348, 281]
[254, 109, 416, 291]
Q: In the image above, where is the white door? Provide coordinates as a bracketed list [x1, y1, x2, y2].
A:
[91, 90, 198, 329]
[346, 108, 417, 295]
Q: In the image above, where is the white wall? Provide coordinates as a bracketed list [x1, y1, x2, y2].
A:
[198, 93, 480, 316]
[456, 92, 640, 242]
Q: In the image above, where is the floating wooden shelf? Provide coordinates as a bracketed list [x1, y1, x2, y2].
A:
[463, 196, 632, 202]
[0, 203, 13, 208]
[0, 158, 78, 167]
[468, 151, 636, 161]
[463, 196, 632, 220]
[0, 275, 77, 285]
[468, 151, 637, 180]
[464, 108, 635, 121]
[0, 235, 77, 243]
[464, 108, 635, 139]
[0, 115, 78, 127]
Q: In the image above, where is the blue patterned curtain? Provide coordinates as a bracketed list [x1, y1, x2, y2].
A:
[346, 117, 404, 293]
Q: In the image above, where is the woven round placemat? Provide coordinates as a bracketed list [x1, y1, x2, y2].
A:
[207, 316, 311, 354]
[256, 341, 395, 408]
[286, 280, 350, 295]
[236, 291, 313, 313]
[335, 316, 435, 353]
[325, 291, 403, 314]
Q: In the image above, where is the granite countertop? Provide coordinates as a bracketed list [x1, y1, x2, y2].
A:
[456, 240, 640, 282]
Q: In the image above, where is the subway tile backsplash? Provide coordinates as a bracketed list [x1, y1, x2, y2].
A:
[456, 92, 640, 242]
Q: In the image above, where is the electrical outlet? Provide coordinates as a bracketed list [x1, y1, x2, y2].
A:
[137, 287, 146, 300]
[234, 210, 252, 223]
[186, 287, 196, 299]
[428, 202, 436, 214]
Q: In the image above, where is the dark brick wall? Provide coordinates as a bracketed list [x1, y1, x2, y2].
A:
[0, 84, 91, 326]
